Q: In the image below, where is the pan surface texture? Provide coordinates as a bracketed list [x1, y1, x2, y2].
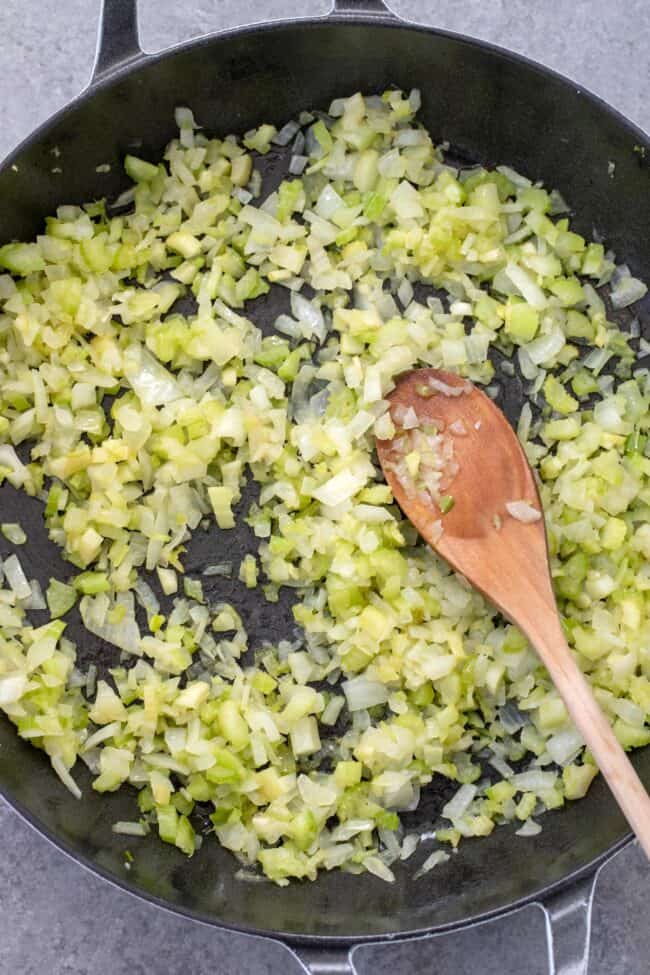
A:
[0, 1, 648, 967]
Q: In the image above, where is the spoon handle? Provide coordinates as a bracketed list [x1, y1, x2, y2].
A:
[525, 609, 650, 859]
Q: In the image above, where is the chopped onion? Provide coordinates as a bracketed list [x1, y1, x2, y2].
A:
[525, 330, 565, 365]
[505, 500, 541, 523]
[415, 849, 450, 878]
[0, 674, 29, 706]
[289, 155, 308, 175]
[2, 555, 32, 601]
[134, 578, 160, 618]
[313, 468, 368, 506]
[112, 820, 149, 836]
[22, 579, 47, 611]
[511, 770, 558, 792]
[0, 445, 29, 487]
[505, 264, 547, 309]
[80, 593, 141, 655]
[610, 275, 647, 309]
[426, 377, 470, 397]
[123, 346, 182, 406]
[272, 120, 300, 146]
[442, 783, 477, 821]
[52, 756, 82, 799]
[202, 562, 233, 577]
[516, 819, 542, 837]
[290, 292, 327, 341]
[497, 165, 532, 187]
[517, 402, 533, 442]
[546, 727, 584, 766]
[342, 677, 389, 711]
[1, 523, 26, 545]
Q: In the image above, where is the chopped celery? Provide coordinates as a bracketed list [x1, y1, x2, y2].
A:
[504, 301, 539, 341]
[208, 486, 236, 529]
[0, 242, 45, 275]
[243, 124, 277, 155]
[124, 155, 159, 183]
[1, 523, 26, 545]
[46, 579, 78, 618]
[543, 376, 579, 415]
[439, 495, 455, 514]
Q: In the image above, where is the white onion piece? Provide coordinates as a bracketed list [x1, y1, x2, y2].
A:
[52, 756, 82, 799]
[364, 857, 395, 883]
[202, 563, 233, 577]
[123, 346, 182, 406]
[517, 346, 539, 381]
[505, 500, 541, 523]
[401, 407, 420, 430]
[272, 120, 300, 146]
[397, 279, 414, 307]
[342, 677, 389, 711]
[489, 755, 514, 778]
[289, 154, 308, 175]
[517, 402, 533, 442]
[516, 819, 542, 837]
[525, 329, 565, 365]
[400, 834, 419, 860]
[0, 445, 29, 486]
[313, 468, 368, 506]
[2, 555, 32, 600]
[610, 275, 647, 309]
[415, 849, 451, 878]
[442, 783, 477, 821]
[80, 593, 141, 654]
[426, 377, 470, 397]
[546, 727, 584, 766]
[22, 579, 47, 611]
[548, 189, 570, 215]
[391, 181, 424, 219]
[112, 821, 149, 836]
[497, 165, 532, 187]
[505, 263, 547, 309]
[315, 185, 344, 220]
[511, 770, 557, 792]
[291, 292, 327, 341]
[134, 578, 160, 618]
[332, 819, 375, 841]
[0, 673, 29, 706]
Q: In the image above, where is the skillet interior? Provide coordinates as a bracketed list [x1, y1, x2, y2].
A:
[0, 18, 648, 942]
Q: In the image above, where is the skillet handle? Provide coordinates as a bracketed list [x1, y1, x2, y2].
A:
[90, 0, 399, 88]
[288, 945, 356, 974]
[288, 868, 601, 975]
[92, 0, 144, 85]
[331, 0, 400, 18]
[539, 872, 598, 975]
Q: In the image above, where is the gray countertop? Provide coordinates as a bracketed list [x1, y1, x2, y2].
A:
[0, 2, 649, 973]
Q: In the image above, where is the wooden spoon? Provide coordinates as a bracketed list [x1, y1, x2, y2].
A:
[377, 367, 650, 857]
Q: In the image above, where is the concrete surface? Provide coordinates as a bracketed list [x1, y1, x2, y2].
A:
[0, 2, 648, 973]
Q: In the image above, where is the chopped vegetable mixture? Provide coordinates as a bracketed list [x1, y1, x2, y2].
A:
[0, 91, 648, 884]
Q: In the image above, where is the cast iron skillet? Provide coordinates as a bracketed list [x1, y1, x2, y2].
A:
[0, 2, 648, 972]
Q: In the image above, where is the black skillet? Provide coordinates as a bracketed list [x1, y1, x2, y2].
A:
[0, 2, 648, 972]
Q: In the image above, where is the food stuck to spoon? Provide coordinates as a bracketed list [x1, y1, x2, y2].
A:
[377, 368, 650, 858]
